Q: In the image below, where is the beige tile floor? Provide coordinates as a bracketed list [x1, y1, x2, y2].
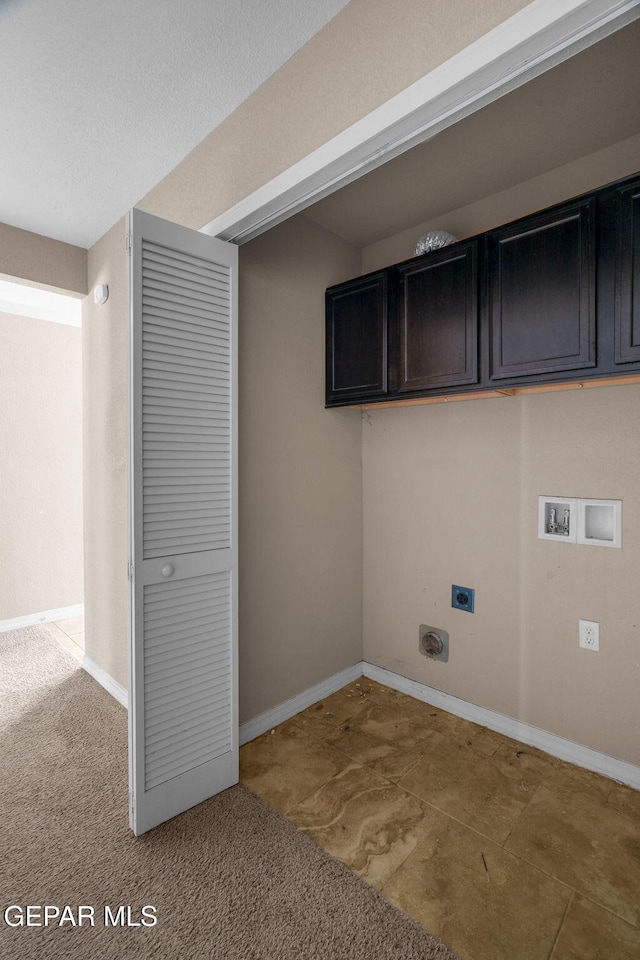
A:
[44, 616, 84, 662]
[240, 678, 640, 960]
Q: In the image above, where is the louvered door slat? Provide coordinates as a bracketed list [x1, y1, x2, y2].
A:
[144, 428, 228, 439]
[146, 706, 231, 750]
[144, 598, 230, 625]
[143, 576, 225, 601]
[145, 697, 230, 737]
[145, 673, 231, 714]
[143, 287, 229, 307]
[144, 394, 228, 411]
[144, 323, 230, 347]
[143, 264, 232, 297]
[144, 631, 230, 662]
[145, 622, 231, 649]
[143, 295, 230, 323]
[144, 351, 230, 371]
[144, 588, 228, 611]
[144, 512, 227, 526]
[144, 648, 230, 687]
[144, 337, 229, 359]
[143, 447, 227, 459]
[143, 269, 230, 298]
[144, 280, 231, 310]
[144, 310, 231, 335]
[143, 483, 226, 496]
[143, 240, 230, 277]
[145, 735, 231, 791]
[145, 722, 231, 767]
[129, 208, 238, 836]
[144, 614, 231, 642]
[144, 598, 230, 629]
[145, 494, 228, 507]
[143, 351, 230, 370]
[143, 255, 232, 288]
[144, 453, 227, 464]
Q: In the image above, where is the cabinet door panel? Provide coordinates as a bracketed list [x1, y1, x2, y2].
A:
[326, 272, 387, 405]
[397, 241, 477, 392]
[488, 198, 595, 381]
[615, 179, 640, 364]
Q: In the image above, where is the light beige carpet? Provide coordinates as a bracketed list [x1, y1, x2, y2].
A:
[0, 626, 461, 959]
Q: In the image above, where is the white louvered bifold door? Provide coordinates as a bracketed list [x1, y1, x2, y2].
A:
[128, 208, 238, 836]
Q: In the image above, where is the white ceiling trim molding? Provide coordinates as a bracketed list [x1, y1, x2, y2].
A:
[202, 0, 640, 245]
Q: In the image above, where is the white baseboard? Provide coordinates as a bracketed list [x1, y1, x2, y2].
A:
[78, 658, 363, 736]
[69, 649, 640, 792]
[0, 603, 84, 635]
[363, 662, 640, 791]
[239, 662, 363, 745]
[82, 655, 128, 709]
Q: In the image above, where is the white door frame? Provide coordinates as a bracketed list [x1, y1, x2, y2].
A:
[201, 0, 640, 246]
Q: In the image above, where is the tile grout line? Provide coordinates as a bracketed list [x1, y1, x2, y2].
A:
[603, 797, 640, 828]
[54, 622, 85, 643]
[251, 680, 640, 951]
[280, 754, 433, 895]
[281, 762, 358, 820]
[547, 891, 574, 960]
[300, 700, 571, 850]
[305, 713, 532, 851]
[497, 840, 637, 929]
[392, 782, 518, 849]
[387, 781, 589, 910]
[43, 626, 85, 663]
[500, 775, 640, 924]
[575, 891, 640, 932]
[275, 700, 451, 892]
[499, 778, 545, 849]
[291, 702, 421, 808]
[273, 707, 384, 816]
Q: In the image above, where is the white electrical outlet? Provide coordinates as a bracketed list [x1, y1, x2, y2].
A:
[579, 619, 600, 651]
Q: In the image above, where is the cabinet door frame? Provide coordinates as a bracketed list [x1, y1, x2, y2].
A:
[487, 196, 596, 382]
[395, 240, 478, 393]
[614, 177, 640, 365]
[325, 271, 388, 406]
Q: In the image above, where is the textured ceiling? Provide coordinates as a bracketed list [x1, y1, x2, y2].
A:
[304, 20, 640, 248]
[0, 0, 349, 248]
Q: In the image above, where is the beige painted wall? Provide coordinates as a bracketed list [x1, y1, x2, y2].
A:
[360, 151, 640, 766]
[83, 219, 129, 687]
[238, 216, 362, 722]
[84, 0, 531, 717]
[362, 386, 640, 765]
[0, 311, 83, 618]
[81, 0, 640, 763]
[138, 0, 530, 231]
[0, 221, 87, 295]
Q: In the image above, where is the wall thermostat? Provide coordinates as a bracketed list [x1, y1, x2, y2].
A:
[94, 284, 109, 305]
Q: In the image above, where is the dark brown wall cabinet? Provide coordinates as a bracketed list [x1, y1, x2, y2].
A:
[487, 198, 595, 381]
[325, 172, 640, 407]
[615, 177, 640, 365]
[397, 241, 478, 392]
[326, 271, 388, 405]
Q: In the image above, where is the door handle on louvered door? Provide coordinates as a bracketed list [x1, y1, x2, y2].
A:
[161, 564, 174, 578]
